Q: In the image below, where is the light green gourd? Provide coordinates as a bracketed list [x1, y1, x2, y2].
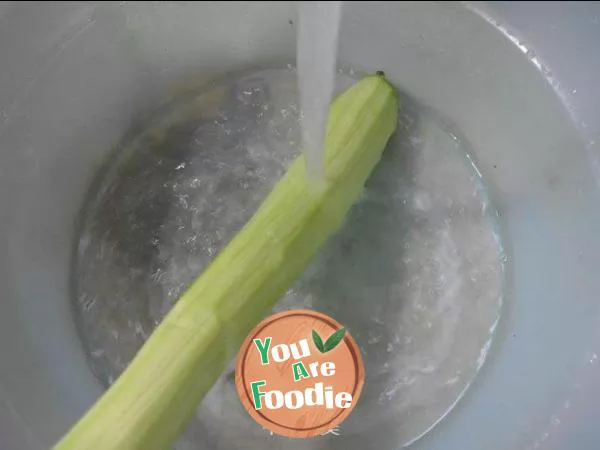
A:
[55, 73, 399, 450]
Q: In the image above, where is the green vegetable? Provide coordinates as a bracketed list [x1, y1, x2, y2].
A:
[54, 73, 399, 450]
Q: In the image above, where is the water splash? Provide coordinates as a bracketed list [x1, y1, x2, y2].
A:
[297, 1, 342, 183]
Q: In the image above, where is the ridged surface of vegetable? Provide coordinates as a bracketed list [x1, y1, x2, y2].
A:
[55, 73, 399, 450]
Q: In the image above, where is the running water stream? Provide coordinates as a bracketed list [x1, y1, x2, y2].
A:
[297, 1, 342, 183]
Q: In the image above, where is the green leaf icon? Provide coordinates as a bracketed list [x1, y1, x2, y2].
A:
[312, 330, 325, 353]
[323, 327, 346, 353]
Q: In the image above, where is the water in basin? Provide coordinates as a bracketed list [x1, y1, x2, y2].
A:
[72, 66, 504, 449]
